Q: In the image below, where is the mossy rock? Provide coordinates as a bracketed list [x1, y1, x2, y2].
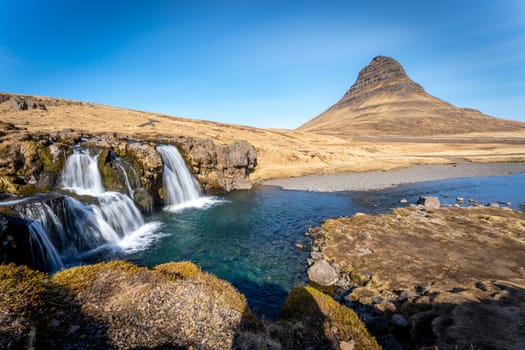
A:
[281, 285, 381, 349]
[155, 261, 201, 280]
[155, 261, 247, 313]
[0, 264, 47, 349]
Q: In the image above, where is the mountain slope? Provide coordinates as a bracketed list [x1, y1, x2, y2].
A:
[298, 56, 525, 136]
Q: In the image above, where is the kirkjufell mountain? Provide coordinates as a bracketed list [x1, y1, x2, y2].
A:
[298, 56, 525, 136]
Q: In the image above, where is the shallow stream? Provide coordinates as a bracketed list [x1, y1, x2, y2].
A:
[117, 173, 525, 318]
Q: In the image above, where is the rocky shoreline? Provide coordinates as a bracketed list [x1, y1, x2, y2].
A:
[304, 197, 525, 349]
[264, 162, 525, 192]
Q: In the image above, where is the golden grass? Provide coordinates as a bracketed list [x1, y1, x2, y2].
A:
[2, 97, 525, 182]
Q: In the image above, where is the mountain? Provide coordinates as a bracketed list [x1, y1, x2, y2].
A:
[298, 56, 525, 136]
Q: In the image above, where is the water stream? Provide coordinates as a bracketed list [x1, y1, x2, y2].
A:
[125, 172, 525, 318]
[4, 145, 524, 318]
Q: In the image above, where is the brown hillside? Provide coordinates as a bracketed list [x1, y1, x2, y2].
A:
[2, 91, 525, 182]
[298, 56, 525, 136]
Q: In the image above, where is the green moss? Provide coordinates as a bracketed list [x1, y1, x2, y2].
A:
[51, 260, 145, 292]
[0, 264, 47, 314]
[155, 261, 201, 280]
[281, 286, 381, 349]
[37, 147, 63, 173]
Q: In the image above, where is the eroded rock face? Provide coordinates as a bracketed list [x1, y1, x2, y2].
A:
[0, 126, 257, 208]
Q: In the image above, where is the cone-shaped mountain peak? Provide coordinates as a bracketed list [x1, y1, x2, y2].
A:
[298, 56, 524, 136]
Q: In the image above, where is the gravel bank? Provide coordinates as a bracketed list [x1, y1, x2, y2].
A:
[263, 162, 525, 192]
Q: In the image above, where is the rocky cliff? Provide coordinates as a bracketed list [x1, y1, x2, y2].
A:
[0, 120, 257, 210]
[298, 56, 525, 136]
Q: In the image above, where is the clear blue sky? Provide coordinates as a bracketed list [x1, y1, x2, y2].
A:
[1, 0, 524, 128]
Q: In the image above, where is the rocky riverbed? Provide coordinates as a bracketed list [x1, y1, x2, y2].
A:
[264, 162, 525, 192]
[305, 201, 525, 349]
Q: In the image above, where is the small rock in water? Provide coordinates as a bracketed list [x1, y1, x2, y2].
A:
[442, 194, 449, 198]
[456, 197, 464, 202]
[488, 203, 500, 208]
[417, 196, 440, 209]
[295, 243, 304, 250]
[399, 198, 408, 204]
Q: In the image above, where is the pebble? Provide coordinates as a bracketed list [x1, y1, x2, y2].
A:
[310, 251, 322, 260]
[340, 340, 356, 350]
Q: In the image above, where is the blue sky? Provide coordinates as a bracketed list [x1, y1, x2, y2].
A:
[1, 0, 524, 128]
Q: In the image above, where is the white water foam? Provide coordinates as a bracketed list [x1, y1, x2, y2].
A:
[164, 196, 227, 212]
[61, 149, 105, 196]
[59, 149, 162, 256]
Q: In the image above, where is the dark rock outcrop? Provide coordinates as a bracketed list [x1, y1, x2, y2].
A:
[0, 126, 257, 209]
[8, 96, 47, 111]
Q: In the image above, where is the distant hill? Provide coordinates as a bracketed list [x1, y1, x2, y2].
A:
[298, 56, 525, 136]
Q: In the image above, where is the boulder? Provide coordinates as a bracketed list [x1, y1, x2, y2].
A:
[8, 96, 47, 111]
[307, 260, 339, 286]
[417, 196, 440, 209]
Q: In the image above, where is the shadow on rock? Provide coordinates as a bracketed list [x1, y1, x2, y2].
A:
[233, 285, 380, 350]
[0, 264, 112, 349]
[347, 280, 525, 350]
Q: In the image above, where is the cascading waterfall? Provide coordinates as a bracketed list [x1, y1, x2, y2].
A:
[20, 202, 65, 271]
[13, 148, 160, 271]
[61, 148, 105, 195]
[157, 145, 202, 209]
[115, 160, 134, 197]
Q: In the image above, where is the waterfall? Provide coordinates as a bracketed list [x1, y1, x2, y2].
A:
[157, 145, 202, 208]
[11, 148, 161, 271]
[20, 202, 65, 271]
[115, 160, 134, 197]
[61, 149, 105, 195]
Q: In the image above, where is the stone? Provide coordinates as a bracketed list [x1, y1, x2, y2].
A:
[399, 198, 408, 204]
[417, 196, 440, 209]
[340, 340, 355, 350]
[295, 243, 304, 250]
[0, 214, 7, 235]
[488, 203, 499, 208]
[456, 197, 464, 202]
[390, 313, 408, 328]
[8, 96, 47, 111]
[307, 260, 339, 286]
[310, 251, 322, 260]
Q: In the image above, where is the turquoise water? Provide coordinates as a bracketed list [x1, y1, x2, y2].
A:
[123, 173, 525, 319]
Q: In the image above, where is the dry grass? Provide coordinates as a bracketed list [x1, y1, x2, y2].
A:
[2, 96, 525, 182]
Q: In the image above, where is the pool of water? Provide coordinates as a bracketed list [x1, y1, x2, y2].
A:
[123, 173, 525, 319]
